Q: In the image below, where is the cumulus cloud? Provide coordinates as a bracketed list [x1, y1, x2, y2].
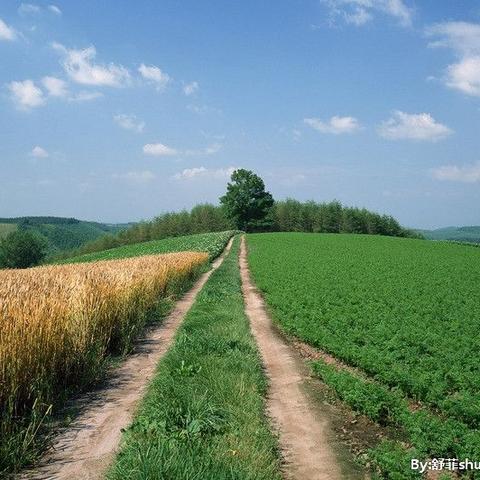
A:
[432, 163, 480, 183]
[321, 0, 413, 27]
[444, 57, 480, 97]
[42, 76, 68, 97]
[425, 21, 480, 97]
[113, 170, 156, 184]
[143, 143, 178, 156]
[426, 22, 480, 55]
[8, 79, 45, 109]
[378, 111, 453, 141]
[114, 114, 145, 133]
[30, 146, 49, 158]
[0, 18, 17, 41]
[173, 166, 236, 180]
[138, 64, 170, 90]
[304, 116, 361, 134]
[48, 5, 62, 15]
[52, 43, 130, 87]
[183, 81, 199, 96]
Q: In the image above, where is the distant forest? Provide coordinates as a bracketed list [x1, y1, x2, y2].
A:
[59, 200, 421, 259]
[0, 217, 130, 255]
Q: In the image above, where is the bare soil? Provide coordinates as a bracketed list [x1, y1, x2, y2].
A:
[19, 238, 233, 480]
[239, 236, 365, 480]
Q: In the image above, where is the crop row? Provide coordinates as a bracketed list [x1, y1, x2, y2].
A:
[246, 233, 480, 427]
[246, 232, 480, 476]
[62, 230, 237, 264]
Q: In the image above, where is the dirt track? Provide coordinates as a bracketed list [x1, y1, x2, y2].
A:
[239, 236, 343, 480]
[20, 238, 233, 480]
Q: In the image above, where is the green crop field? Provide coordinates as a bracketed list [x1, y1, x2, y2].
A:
[60, 231, 237, 264]
[247, 232, 480, 477]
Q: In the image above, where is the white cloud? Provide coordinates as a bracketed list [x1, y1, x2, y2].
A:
[138, 64, 170, 91]
[8, 79, 45, 109]
[173, 166, 236, 180]
[18, 3, 41, 15]
[378, 111, 453, 141]
[174, 166, 207, 179]
[113, 170, 156, 184]
[0, 18, 17, 41]
[143, 143, 178, 156]
[183, 81, 199, 96]
[344, 8, 373, 26]
[204, 143, 222, 155]
[48, 5, 62, 15]
[425, 22, 480, 97]
[185, 143, 222, 156]
[113, 114, 145, 133]
[304, 115, 361, 134]
[30, 146, 49, 158]
[426, 22, 480, 56]
[321, 0, 413, 28]
[69, 91, 103, 102]
[42, 76, 68, 97]
[444, 57, 480, 97]
[53, 43, 130, 87]
[432, 162, 480, 183]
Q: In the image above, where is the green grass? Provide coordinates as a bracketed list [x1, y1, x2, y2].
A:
[246, 232, 480, 478]
[61, 231, 237, 264]
[108, 236, 281, 480]
[0, 223, 17, 239]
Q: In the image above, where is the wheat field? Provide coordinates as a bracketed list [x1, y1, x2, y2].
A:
[0, 251, 207, 448]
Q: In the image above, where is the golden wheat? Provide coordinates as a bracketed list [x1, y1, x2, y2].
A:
[0, 251, 208, 416]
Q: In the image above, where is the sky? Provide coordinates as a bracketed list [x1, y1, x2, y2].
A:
[1, 1, 480, 229]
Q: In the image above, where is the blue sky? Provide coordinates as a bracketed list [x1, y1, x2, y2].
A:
[1, 1, 479, 228]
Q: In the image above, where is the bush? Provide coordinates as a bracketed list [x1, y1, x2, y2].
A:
[0, 230, 46, 269]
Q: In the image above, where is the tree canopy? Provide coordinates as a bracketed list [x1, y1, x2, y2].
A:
[220, 169, 274, 232]
[0, 230, 46, 269]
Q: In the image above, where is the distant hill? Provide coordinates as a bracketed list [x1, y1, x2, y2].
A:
[419, 226, 480, 244]
[0, 216, 133, 256]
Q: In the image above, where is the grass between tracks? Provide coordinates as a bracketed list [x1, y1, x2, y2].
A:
[108, 236, 281, 480]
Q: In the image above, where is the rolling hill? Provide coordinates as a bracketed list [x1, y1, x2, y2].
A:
[419, 226, 480, 244]
[0, 216, 132, 256]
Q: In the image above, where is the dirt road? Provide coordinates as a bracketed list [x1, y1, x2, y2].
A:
[20, 237, 233, 480]
[239, 236, 343, 480]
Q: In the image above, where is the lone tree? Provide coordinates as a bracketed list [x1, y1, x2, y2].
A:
[220, 169, 274, 232]
[0, 230, 46, 269]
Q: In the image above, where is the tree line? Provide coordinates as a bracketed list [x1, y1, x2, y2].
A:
[2, 169, 421, 267]
[59, 174, 419, 260]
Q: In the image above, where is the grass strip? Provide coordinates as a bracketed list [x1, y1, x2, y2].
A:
[311, 360, 480, 479]
[108, 236, 281, 480]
